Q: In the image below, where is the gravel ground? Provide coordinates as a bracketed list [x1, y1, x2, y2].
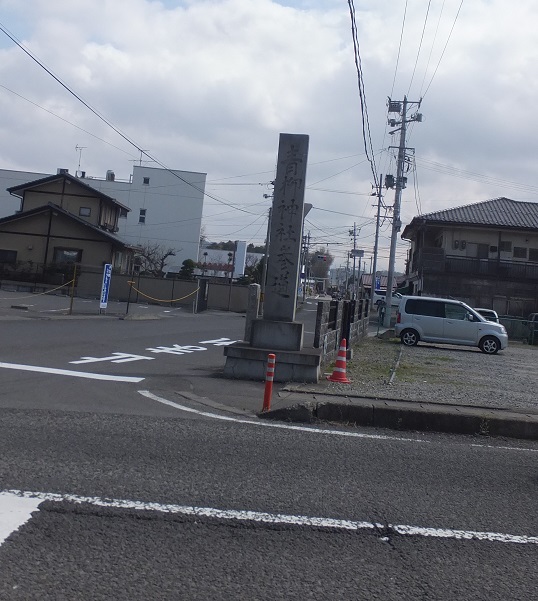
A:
[318, 335, 538, 412]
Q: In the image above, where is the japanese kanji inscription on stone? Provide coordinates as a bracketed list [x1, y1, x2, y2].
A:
[264, 133, 309, 322]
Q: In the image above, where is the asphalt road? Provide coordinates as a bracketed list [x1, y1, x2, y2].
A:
[0, 308, 537, 600]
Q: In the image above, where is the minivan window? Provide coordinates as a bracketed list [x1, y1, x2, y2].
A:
[405, 299, 445, 317]
[444, 303, 467, 320]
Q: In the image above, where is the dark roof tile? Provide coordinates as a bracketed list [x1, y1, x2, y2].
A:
[418, 197, 538, 228]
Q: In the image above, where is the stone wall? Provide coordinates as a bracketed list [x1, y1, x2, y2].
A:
[314, 299, 370, 365]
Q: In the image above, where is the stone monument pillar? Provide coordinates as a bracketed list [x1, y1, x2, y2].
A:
[250, 133, 309, 351]
[223, 133, 321, 382]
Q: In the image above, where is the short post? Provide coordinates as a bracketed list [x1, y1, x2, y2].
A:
[68, 263, 77, 315]
[262, 353, 276, 412]
[126, 280, 134, 315]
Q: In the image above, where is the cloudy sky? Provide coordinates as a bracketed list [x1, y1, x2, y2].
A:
[0, 0, 536, 272]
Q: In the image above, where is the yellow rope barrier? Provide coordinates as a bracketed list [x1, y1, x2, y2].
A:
[127, 281, 200, 303]
[0, 279, 75, 301]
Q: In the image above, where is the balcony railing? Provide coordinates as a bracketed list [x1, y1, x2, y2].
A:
[412, 249, 538, 281]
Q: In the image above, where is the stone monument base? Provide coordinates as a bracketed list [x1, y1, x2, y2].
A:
[223, 342, 321, 383]
[250, 318, 304, 351]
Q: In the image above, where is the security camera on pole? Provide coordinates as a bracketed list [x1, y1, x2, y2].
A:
[383, 97, 422, 327]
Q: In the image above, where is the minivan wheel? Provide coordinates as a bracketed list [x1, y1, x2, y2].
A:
[479, 336, 500, 354]
[401, 329, 419, 346]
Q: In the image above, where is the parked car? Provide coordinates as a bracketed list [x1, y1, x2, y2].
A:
[373, 290, 403, 307]
[395, 296, 508, 354]
[474, 308, 499, 323]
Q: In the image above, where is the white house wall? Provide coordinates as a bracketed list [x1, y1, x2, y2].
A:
[440, 227, 538, 262]
[81, 166, 205, 268]
[0, 169, 49, 215]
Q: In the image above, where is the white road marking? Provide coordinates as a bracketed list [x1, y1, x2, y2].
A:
[3, 489, 536, 546]
[471, 443, 538, 453]
[0, 492, 41, 546]
[0, 361, 144, 383]
[137, 390, 426, 443]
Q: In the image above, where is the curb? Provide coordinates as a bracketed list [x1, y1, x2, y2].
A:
[258, 397, 538, 441]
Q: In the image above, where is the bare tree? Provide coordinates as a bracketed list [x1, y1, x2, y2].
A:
[309, 247, 334, 280]
[136, 243, 177, 277]
[245, 253, 261, 269]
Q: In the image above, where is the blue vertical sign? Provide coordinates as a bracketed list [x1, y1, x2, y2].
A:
[100, 263, 112, 310]
[375, 276, 381, 291]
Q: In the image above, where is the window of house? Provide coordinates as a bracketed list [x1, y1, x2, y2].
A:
[529, 248, 538, 261]
[119, 207, 128, 218]
[489, 245, 498, 253]
[513, 246, 527, 259]
[0, 249, 17, 264]
[79, 207, 91, 217]
[53, 248, 82, 263]
[499, 241, 512, 252]
[139, 208, 146, 224]
[143, 177, 150, 185]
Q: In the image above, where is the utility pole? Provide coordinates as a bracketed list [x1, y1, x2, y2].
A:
[352, 223, 357, 300]
[370, 174, 383, 311]
[349, 223, 360, 300]
[384, 97, 422, 327]
[259, 207, 272, 316]
[301, 232, 310, 302]
[345, 251, 350, 298]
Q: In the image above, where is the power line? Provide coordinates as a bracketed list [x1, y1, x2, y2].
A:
[390, 0, 408, 99]
[418, 0, 447, 98]
[0, 83, 137, 158]
[407, 0, 432, 96]
[0, 21, 261, 217]
[347, 0, 378, 187]
[415, 156, 538, 194]
[422, 0, 465, 99]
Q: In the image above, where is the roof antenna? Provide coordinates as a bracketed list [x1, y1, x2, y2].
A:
[75, 145, 86, 175]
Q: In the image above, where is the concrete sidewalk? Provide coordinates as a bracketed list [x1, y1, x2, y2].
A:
[257, 388, 538, 441]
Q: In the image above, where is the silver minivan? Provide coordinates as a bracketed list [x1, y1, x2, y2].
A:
[394, 296, 508, 354]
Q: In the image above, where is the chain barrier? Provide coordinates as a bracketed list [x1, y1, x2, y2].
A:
[0, 279, 75, 301]
[127, 281, 200, 304]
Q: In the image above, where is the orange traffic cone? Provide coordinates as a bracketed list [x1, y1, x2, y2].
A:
[327, 339, 351, 383]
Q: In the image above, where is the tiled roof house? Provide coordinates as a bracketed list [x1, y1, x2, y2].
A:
[401, 197, 538, 315]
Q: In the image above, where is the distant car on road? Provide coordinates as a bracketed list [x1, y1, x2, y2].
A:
[474, 308, 499, 323]
[373, 291, 403, 307]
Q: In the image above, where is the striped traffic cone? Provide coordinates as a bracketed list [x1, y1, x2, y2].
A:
[327, 339, 351, 383]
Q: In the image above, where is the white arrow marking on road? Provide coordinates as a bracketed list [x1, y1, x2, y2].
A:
[3, 489, 537, 546]
[137, 390, 426, 443]
[0, 361, 144, 382]
[0, 492, 41, 546]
